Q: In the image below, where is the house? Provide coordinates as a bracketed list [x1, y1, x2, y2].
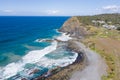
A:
[102, 24, 117, 29]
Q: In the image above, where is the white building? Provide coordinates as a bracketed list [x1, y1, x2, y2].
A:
[102, 24, 117, 29]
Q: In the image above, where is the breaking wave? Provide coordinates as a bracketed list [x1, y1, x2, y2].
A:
[0, 33, 77, 80]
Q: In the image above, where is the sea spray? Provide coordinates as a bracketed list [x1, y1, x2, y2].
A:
[0, 33, 78, 80]
[36, 52, 78, 68]
[0, 41, 57, 79]
[22, 41, 57, 63]
[56, 33, 72, 41]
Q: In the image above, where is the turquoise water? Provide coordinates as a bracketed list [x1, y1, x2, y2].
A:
[0, 16, 78, 80]
[0, 16, 69, 66]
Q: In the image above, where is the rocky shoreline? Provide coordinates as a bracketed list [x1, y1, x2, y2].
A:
[44, 16, 107, 80]
[33, 38, 88, 80]
[44, 40, 88, 80]
[34, 15, 107, 80]
[33, 16, 90, 80]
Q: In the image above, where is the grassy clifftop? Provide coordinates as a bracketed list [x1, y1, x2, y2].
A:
[60, 13, 120, 80]
[75, 14, 120, 80]
[77, 13, 120, 26]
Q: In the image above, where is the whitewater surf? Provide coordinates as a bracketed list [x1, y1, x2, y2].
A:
[0, 33, 78, 80]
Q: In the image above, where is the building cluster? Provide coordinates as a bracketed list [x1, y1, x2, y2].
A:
[92, 20, 118, 30]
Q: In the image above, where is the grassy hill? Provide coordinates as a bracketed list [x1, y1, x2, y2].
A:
[47, 13, 120, 80]
[77, 13, 120, 80]
[77, 13, 120, 28]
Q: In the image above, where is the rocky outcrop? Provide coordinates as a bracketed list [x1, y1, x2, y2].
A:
[59, 17, 89, 39]
[67, 39, 84, 52]
[46, 40, 87, 80]
[34, 17, 89, 80]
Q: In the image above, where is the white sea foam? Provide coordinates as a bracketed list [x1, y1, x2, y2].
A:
[0, 41, 57, 79]
[1, 62, 24, 79]
[35, 39, 47, 42]
[56, 33, 72, 41]
[36, 52, 78, 68]
[0, 33, 75, 80]
[54, 29, 61, 34]
[35, 32, 72, 42]
[22, 41, 57, 63]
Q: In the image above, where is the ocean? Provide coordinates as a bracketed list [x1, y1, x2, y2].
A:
[0, 16, 78, 80]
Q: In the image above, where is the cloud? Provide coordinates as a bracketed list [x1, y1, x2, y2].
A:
[102, 5, 120, 12]
[46, 10, 60, 15]
[0, 9, 17, 15]
[2, 10, 14, 13]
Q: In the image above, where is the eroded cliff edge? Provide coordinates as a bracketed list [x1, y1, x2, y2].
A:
[47, 16, 108, 80]
[59, 17, 90, 39]
[58, 15, 120, 80]
[42, 17, 89, 80]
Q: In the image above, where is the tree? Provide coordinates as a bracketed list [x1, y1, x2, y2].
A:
[117, 27, 120, 30]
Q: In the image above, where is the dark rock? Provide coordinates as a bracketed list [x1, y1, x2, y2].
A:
[54, 38, 64, 42]
[67, 40, 82, 53]
[21, 78, 27, 80]
[59, 17, 89, 39]
[29, 69, 40, 75]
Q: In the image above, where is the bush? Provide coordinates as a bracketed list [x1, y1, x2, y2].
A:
[117, 27, 120, 30]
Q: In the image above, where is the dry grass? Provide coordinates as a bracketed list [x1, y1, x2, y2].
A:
[82, 26, 120, 80]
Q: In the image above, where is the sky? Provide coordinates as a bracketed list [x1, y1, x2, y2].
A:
[0, 0, 120, 16]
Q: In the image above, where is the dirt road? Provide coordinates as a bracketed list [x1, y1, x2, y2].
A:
[70, 41, 107, 80]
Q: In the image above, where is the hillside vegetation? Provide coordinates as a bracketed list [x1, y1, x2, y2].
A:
[76, 14, 120, 80]
[44, 13, 120, 80]
[77, 13, 120, 26]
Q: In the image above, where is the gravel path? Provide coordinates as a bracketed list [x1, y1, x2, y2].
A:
[70, 41, 107, 80]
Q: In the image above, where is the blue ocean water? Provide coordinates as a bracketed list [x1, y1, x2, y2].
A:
[0, 16, 69, 66]
[0, 16, 78, 80]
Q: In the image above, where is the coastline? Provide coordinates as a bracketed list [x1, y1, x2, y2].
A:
[34, 36, 88, 80]
[44, 39, 88, 80]
[1, 15, 119, 80]
[44, 16, 108, 80]
[69, 40, 107, 80]
[36, 35, 107, 80]
[57, 15, 120, 80]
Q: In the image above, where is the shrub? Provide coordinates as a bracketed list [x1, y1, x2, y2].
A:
[117, 26, 120, 30]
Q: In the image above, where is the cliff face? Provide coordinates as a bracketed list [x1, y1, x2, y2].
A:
[59, 17, 89, 38]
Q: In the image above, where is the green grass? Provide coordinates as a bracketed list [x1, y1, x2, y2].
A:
[77, 13, 120, 26]
[87, 42, 116, 80]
